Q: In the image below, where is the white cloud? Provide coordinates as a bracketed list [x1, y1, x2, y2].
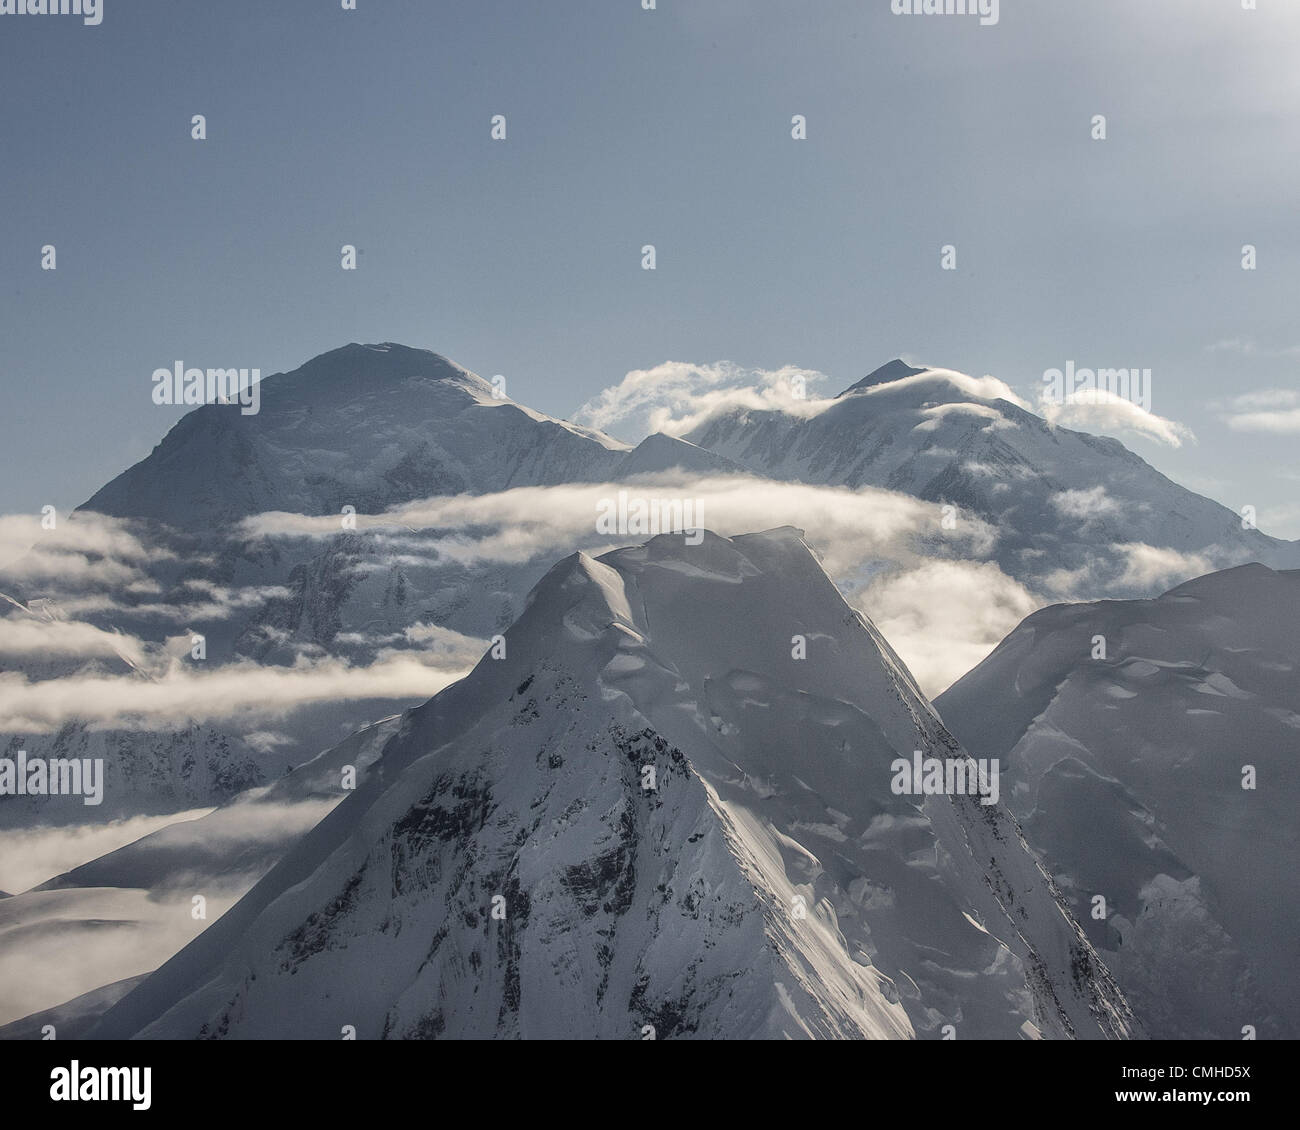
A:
[0, 651, 474, 733]
[857, 560, 1041, 698]
[1114, 543, 1213, 590]
[912, 402, 1012, 433]
[239, 474, 1000, 575]
[1214, 388, 1300, 411]
[1040, 542, 1216, 600]
[862, 368, 1031, 411]
[0, 809, 213, 894]
[572, 361, 833, 439]
[1205, 338, 1300, 359]
[0, 618, 148, 666]
[0, 513, 175, 590]
[1038, 387, 1195, 448]
[0, 886, 236, 1027]
[243, 730, 295, 755]
[573, 360, 1036, 444]
[1051, 486, 1124, 522]
[1225, 408, 1300, 434]
[226, 477, 1014, 705]
[1208, 386, 1300, 432]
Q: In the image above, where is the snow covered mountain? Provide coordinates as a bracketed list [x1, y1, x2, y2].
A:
[89, 529, 1135, 1040]
[9, 343, 1290, 829]
[936, 564, 1300, 1038]
[683, 361, 1296, 596]
[613, 433, 744, 479]
[83, 343, 630, 529]
[1, 345, 635, 813]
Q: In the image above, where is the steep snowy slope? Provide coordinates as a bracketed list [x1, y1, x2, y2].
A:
[91, 529, 1135, 1040]
[936, 564, 1300, 1038]
[684, 362, 1294, 595]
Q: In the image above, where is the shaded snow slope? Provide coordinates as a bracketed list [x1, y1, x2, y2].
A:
[937, 564, 1300, 1038]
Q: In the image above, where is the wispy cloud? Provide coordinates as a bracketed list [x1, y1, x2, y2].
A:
[0, 886, 241, 1027]
[0, 618, 148, 666]
[858, 560, 1040, 697]
[572, 361, 833, 439]
[861, 368, 1031, 411]
[1050, 485, 1126, 523]
[1225, 410, 1300, 435]
[1220, 390, 1300, 435]
[1114, 543, 1214, 590]
[1205, 337, 1300, 359]
[0, 810, 214, 894]
[1038, 387, 1195, 448]
[573, 360, 1035, 443]
[0, 650, 474, 733]
[0, 513, 175, 590]
[1040, 542, 1215, 600]
[27, 583, 293, 624]
[239, 474, 1000, 576]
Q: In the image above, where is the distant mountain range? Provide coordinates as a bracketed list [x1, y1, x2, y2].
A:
[685, 359, 1297, 595]
[5, 340, 1293, 820]
[2, 342, 1293, 1040]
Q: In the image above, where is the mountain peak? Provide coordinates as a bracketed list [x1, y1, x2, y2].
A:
[267, 342, 490, 402]
[837, 359, 928, 397]
[615, 433, 743, 478]
[89, 526, 1135, 1041]
[79, 342, 633, 526]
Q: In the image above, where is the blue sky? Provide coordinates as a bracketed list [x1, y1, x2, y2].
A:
[2, 0, 1298, 531]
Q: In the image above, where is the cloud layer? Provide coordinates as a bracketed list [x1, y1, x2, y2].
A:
[572, 361, 833, 439]
[1038, 387, 1195, 448]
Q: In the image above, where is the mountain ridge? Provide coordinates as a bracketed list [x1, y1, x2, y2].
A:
[935, 561, 1300, 1037]
[88, 528, 1136, 1040]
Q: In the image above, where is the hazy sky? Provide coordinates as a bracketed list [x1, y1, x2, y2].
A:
[2, 0, 1298, 532]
